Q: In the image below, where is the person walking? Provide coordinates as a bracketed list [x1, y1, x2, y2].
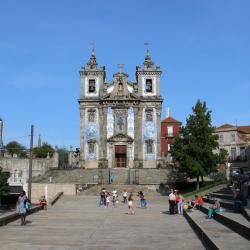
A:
[138, 191, 146, 208]
[112, 190, 118, 208]
[122, 190, 128, 203]
[17, 190, 27, 225]
[128, 193, 135, 215]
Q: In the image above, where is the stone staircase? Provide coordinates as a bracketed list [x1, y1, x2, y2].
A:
[184, 186, 250, 249]
[80, 184, 160, 197]
[32, 169, 100, 184]
[32, 168, 175, 185]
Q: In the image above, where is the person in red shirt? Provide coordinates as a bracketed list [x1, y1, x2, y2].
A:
[39, 196, 47, 210]
[193, 195, 204, 209]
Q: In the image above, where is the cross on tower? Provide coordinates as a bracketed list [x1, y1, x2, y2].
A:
[118, 64, 124, 74]
[144, 42, 149, 53]
[90, 42, 95, 53]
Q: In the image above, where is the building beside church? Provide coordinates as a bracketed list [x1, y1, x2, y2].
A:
[78, 49, 163, 169]
[161, 109, 181, 157]
[215, 124, 250, 164]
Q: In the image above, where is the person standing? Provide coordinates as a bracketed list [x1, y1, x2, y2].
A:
[168, 190, 176, 215]
[17, 190, 27, 225]
[106, 192, 110, 208]
[176, 191, 184, 215]
[99, 188, 106, 207]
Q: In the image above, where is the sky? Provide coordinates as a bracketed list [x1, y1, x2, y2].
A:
[0, 0, 250, 149]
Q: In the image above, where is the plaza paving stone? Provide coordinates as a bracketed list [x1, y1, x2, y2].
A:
[0, 195, 204, 250]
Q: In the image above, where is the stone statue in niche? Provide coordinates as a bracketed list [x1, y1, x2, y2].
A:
[88, 111, 95, 122]
[115, 111, 126, 134]
[118, 116, 124, 130]
[146, 111, 153, 122]
[118, 82, 124, 96]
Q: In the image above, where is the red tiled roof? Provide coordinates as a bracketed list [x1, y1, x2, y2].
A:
[217, 124, 234, 129]
[238, 126, 250, 134]
[162, 116, 181, 124]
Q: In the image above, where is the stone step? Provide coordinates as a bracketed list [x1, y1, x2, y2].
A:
[184, 209, 250, 250]
[241, 206, 250, 223]
[210, 192, 234, 200]
[203, 197, 234, 210]
[214, 188, 233, 195]
[199, 202, 250, 240]
[203, 197, 250, 222]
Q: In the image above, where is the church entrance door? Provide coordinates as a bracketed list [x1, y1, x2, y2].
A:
[115, 145, 127, 168]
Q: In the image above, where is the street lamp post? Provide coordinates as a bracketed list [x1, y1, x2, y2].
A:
[28, 125, 34, 201]
[0, 118, 3, 157]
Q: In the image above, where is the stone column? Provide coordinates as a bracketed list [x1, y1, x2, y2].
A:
[127, 143, 132, 168]
[102, 107, 108, 159]
[108, 143, 112, 168]
[134, 105, 143, 168]
[133, 107, 139, 160]
[137, 106, 143, 160]
[79, 108, 85, 162]
[156, 106, 162, 160]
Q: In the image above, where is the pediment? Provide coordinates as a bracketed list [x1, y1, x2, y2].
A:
[107, 133, 134, 143]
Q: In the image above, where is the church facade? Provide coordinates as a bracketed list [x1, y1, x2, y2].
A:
[78, 50, 163, 169]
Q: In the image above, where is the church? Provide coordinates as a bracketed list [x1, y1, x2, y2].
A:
[78, 49, 163, 169]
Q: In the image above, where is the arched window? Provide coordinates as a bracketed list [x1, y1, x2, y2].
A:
[89, 79, 96, 93]
[146, 79, 152, 93]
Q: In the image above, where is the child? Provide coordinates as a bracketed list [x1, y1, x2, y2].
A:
[106, 192, 110, 208]
[112, 192, 118, 208]
[39, 196, 47, 210]
[127, 193, 135, 215]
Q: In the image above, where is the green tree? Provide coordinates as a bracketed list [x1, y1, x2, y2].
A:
[33, 143, 55, 158]
[0, 167, 9, 205]
[171, 100, 226, 190]
[58, 147, 68, 168]
[5, 141, 26, 157]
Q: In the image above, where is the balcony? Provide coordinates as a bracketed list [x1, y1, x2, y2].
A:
[166, 133, 174, 138]
[228, 155, 247, 163]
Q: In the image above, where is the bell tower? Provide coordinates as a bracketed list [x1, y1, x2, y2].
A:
[79, 49, 106, 98]
[78, 49, 106, 168]
[135, 47, 163, 168]
[136, 47, 161, 97]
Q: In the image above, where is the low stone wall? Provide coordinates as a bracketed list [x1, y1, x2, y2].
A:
[33, 168, 181, 185]
[0, 155, 59, 187]
[31, 183, 76, 203]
